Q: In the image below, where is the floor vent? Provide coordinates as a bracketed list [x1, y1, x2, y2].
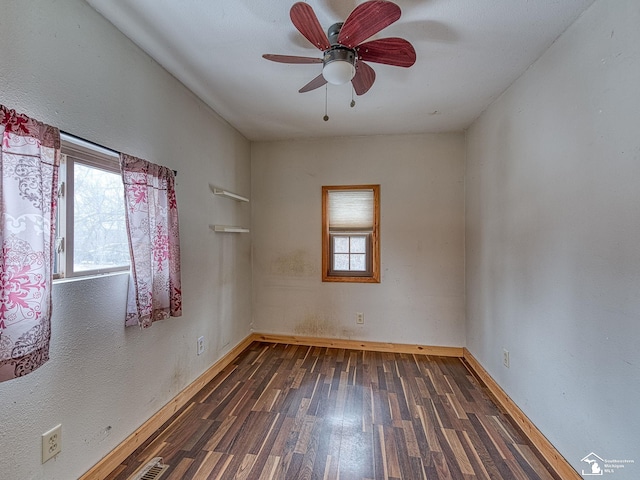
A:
[127, 457, 169, 480]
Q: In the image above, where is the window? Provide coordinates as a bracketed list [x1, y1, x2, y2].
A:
[322, 185, 380, 283]
[55, 135, 130, 278]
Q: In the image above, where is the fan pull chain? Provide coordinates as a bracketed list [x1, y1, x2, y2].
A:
[323, 84, 329, 121]
[351, 87, 356, 108]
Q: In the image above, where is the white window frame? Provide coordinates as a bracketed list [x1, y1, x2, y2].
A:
[329, 231, 373, 277]
[55, 134, 130, 279]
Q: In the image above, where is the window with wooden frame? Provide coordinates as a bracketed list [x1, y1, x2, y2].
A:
[322, 185, 380, 283]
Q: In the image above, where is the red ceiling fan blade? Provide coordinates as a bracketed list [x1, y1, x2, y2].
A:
[290, 2, 331, 51]
[263, 54, 323, 64]
[338, 1, 401, 49]
[356, 38, 416, 67]
[299, 74, 328, 93]
[351, 61, 376, 95]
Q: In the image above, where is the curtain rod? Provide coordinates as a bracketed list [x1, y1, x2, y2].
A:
[60, 130, 177, 177]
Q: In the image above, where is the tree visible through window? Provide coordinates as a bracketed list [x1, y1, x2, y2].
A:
[55, 135, 130, 278]
[73, 161, 129, 271]
[322, 185, 380, 283]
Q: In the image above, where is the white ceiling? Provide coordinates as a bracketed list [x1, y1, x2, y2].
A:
[86, 0, 595, 142]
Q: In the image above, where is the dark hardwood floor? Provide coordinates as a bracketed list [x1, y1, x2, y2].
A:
[105, 342, 559, 479]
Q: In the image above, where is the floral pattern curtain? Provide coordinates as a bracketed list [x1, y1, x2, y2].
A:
[0, 105, 60, 382]
[120, 154, 182, 328]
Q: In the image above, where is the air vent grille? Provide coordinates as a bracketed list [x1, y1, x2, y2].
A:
[127, 457, 169, 480]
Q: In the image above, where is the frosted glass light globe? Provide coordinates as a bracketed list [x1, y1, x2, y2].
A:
[323, 60, 356, 85]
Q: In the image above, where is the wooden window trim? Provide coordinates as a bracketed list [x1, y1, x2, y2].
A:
[322, 185, 380, 283]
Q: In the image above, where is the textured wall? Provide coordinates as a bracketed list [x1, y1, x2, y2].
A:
[466, 0, 640, 474]
[251, 134, 466, 347]
[0, 1, 251, 478]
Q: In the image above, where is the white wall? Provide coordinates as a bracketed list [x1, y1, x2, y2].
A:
[466, 0, 640, 474]
[4, 0, 636, 477]
[0, 1, 251, 479]
[252, 134, 465, 347]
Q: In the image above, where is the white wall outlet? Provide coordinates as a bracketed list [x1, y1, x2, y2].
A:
[197, 336, 205, 356]
[42, 424, 62, 464]
[356, 312, 364, 325]
[503, 349, 510, 368]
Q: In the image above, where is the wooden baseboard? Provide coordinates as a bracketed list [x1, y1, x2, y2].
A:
[79, 334, 255, 480]
[462, 348, 580, 479]
[252, 333, 464, 357]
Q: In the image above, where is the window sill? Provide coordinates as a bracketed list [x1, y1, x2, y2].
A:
[53, 270, 129, 285]
[322, 275, 380, 283]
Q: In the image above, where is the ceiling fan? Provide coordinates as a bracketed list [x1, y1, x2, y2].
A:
[263, 1, 416, 96]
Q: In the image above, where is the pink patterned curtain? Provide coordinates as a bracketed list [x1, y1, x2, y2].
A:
[120, 154, 182, 328]
[0, 105, 60, 382]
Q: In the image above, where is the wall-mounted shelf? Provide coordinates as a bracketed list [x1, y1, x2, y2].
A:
[211, 225, 250, 233]
[212, 187, 249, 203]
[211, 185, 249, 233]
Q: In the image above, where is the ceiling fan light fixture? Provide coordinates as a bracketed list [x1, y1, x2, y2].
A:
[323, 61, 355, 85]
[322, 48, 356, 85]
[264, 2, 415, 95]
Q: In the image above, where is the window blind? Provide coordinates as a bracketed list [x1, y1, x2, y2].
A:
[328, 189, 374, 230]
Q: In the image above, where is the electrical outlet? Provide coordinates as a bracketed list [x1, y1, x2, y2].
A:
[42, 424, 62, 463]
[197, 336, 205, 356]
[356, 312, 364, 324]
[503, 349, 510, 368]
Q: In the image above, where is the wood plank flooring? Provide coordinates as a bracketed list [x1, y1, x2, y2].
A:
[105, 342, 559, 480]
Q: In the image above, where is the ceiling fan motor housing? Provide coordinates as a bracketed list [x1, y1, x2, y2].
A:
[328, 22, 343, 45]
[323, 23, 356, 85]
[323, 47, 356, 84]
